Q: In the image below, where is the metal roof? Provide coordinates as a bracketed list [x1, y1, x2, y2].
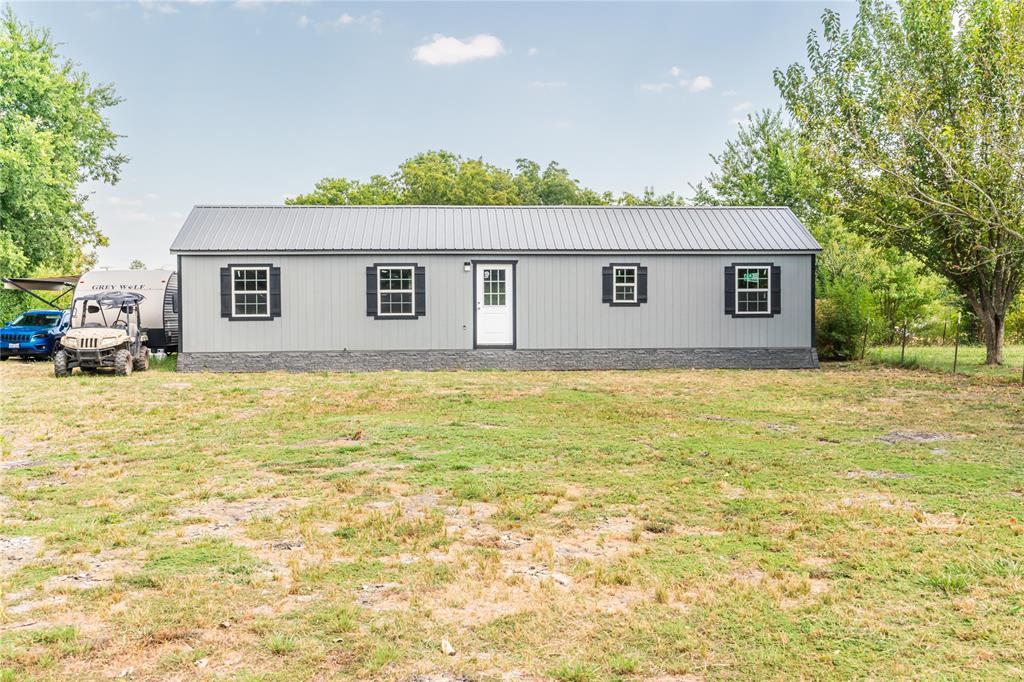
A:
[170, 205, 821, 253]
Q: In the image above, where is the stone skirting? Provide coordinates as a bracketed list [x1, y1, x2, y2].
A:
[176, 348, 819, 372]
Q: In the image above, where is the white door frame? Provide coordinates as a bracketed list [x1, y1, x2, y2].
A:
[473, 260, 516, 348]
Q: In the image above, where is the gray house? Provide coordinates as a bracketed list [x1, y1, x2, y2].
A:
[170, 205, 821, 371]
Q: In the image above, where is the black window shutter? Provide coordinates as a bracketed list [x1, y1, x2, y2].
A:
[771, 265, 781, 315]
[220, 267, 231, 318]
[366, 266, 378, 317]
[638, 266, 648, 304]
[269, 266, 281, 318]
[602, 266, 613, 303]
[724, 265, 736, 315]
[414, 265, 426, 317]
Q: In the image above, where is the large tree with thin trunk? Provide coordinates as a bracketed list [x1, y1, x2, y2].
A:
[775, 0, 1024, 364]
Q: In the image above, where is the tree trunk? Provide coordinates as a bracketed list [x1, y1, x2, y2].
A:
[982, 313, 1005, 365]
[969, 300, 1006, 365]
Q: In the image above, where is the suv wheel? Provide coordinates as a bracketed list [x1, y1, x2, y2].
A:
[53, 350, 70, 377]
[114, 349, 133, 376]
[133, 346, 150, 372]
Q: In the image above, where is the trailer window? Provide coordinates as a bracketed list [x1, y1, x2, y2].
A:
[378, 267, 414, 316]
[231, 267, 270, 317]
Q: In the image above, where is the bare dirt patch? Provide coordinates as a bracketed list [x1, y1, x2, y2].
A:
[160, 381, 192, 390]
[355, 581, 406, 611]
[915, 511, 964, 531]
[169, 497, 297, 540]
[5, 595, 67, 616]
[548, 516, 642, 561]
[842, 470, 914, 480]
[831, 491, 916, 512]
[717, 481, 746, 499]
[0, 535, 43, 577]
[877, 431, 952, 444]
[829, 492, 965, 532]
[44, 555, 139, 591]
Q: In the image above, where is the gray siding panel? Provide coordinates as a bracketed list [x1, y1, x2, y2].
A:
[182, 253, 812, 353]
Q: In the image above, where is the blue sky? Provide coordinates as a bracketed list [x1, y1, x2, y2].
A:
[12, 1, 851, 268]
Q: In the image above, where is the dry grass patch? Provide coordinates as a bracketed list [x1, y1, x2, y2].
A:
[1, 361, 1022, 679]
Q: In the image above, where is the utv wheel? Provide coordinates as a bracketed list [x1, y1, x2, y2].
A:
[53, 350, 70, 377]
[133, 346, 150, 372]
[114, 349, 133, 376]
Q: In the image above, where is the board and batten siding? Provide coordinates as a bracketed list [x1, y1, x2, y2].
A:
[179, 253, 812, 353]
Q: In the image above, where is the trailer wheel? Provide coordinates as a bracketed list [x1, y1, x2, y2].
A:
[133, 346, 150, 372]
[114, 349, 133, 376]
[53, 350, 70, 377]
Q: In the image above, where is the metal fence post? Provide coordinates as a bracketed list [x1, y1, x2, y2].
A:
[861, 318, 870, 362]
[900, 317, 908, 365]
[952, 313, 961, 375]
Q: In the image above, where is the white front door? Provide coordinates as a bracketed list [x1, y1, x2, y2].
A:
[475, 263, 514, 347]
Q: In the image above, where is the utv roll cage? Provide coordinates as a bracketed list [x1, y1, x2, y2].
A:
[70, 291, 146, 329]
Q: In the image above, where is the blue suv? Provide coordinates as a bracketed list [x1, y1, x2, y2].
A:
[0, 309, 70, 361]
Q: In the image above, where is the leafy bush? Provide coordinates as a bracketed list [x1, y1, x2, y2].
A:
[816, 281, 872, 360]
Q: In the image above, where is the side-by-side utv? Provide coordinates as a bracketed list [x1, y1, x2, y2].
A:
[54, 292, 150, 377]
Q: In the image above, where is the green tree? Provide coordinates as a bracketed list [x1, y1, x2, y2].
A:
[288, 150, 681, 208]
[0, 8, 125, 278]
[0, 8, 125, 319]
[690, 110, 820, 223]
[775, 0, 1024, 364]
[129, 259, 146, 270]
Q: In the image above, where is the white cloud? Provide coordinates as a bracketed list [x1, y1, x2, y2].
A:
[328, 13, 354, 28]
[529, 80, 566, 89]
[413, 34, 505, 66]
[730, 101, 752, 113]
[669, 65, 681, 78]
[234, 0, 306, 8]
[138, 1, 179, 15]
[640, 82, 673, 93]
[682, 75, 712, 92]
[360, 11, 382, 33]
[721, 89, 739, 97]
[528, 47, 539, 56]
[299, 11, 379, 33]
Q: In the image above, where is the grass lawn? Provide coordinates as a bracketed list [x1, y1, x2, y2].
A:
[1, 361, 1022, 680]
[866, 344, 1024, 383]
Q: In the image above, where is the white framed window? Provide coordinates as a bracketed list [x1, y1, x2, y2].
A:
[736, 266, 770, 314]
[378, 266, 414, 316]
[613, 266, 637, 303]
[231, 266, 270, 317]
[482, 268, 507, 306]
